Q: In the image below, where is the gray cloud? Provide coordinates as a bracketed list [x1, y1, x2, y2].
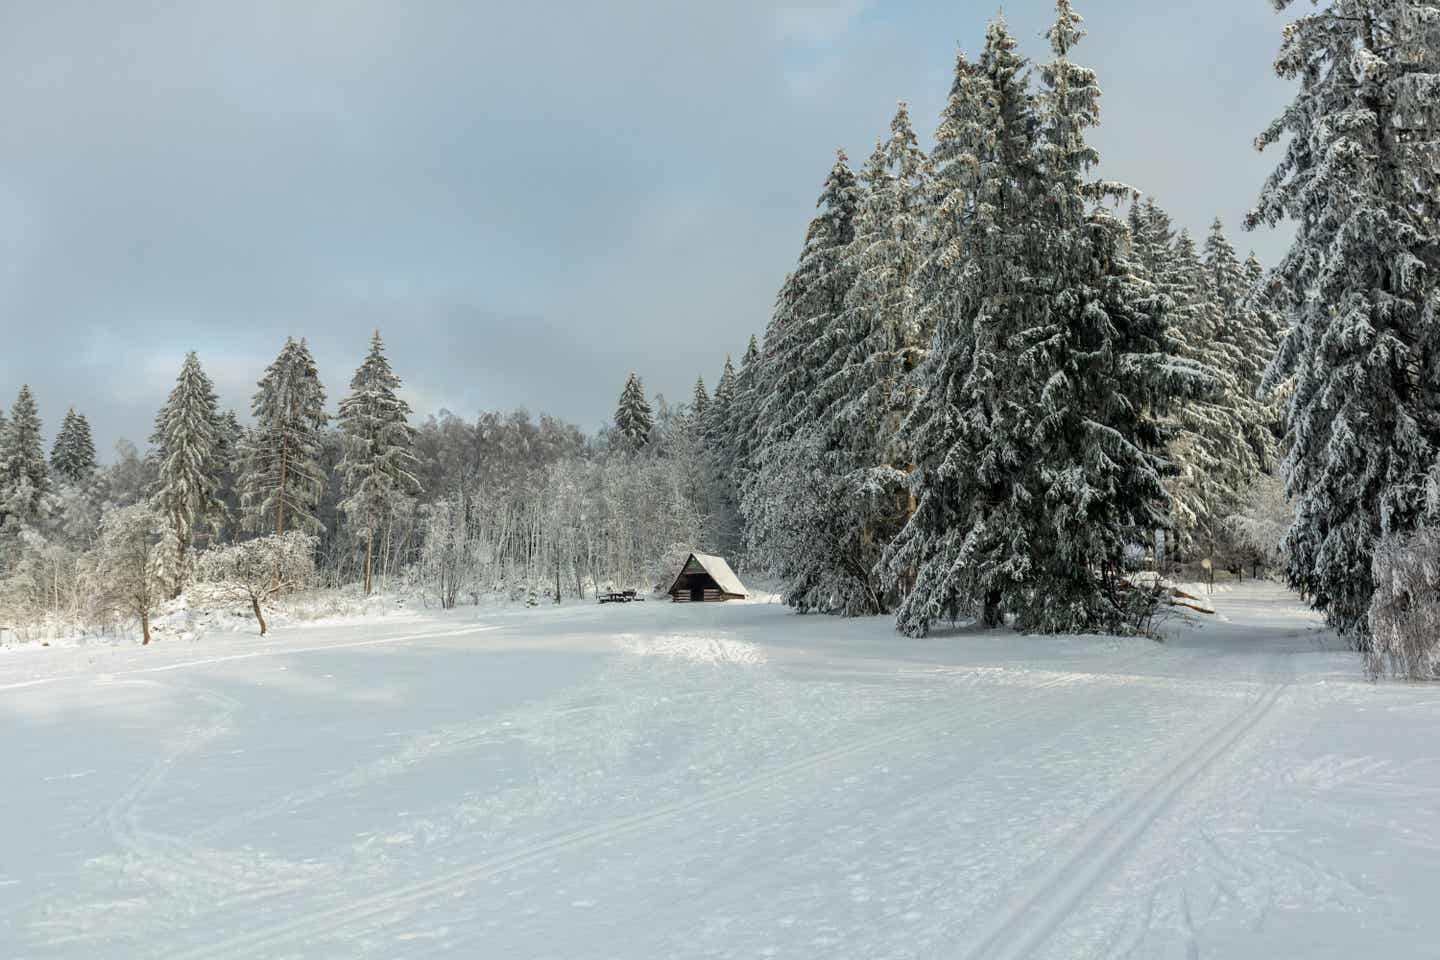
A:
[0, 0, 1296, 455]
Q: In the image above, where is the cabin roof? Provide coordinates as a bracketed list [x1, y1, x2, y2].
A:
[667, 552, 748, 598]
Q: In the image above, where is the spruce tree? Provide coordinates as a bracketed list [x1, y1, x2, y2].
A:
[1015, 0, 1189, 632]
[705, 356, 735, 448]
[1161, 227, 1270, 552]
[690, 376, 709, 427]
[887, 20, 1046, 634]
[241, 337, 330, 535]
[757, 102, 931, 615]
[728, 335, 763, 492]
[337, 331, 419, 595]
[0, 385, 51, 527]
[742, 151, 860, 592]
[893, 4, 1193, 636]
[50, 409, 97, 483]
[1248, 0, 1440, 642]
[213, 409, 247, 543]
[151, 353, 226, 591]
[750, 151, 861, 457]
[613, 373, 655, 452]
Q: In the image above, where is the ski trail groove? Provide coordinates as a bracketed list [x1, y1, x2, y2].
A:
[163, 661, 1143, 960]
[956, 681, 1288, 960]
[0, 624, 501, 691]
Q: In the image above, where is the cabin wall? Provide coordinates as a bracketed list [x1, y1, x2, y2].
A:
[669, 573, 732, 602]
[670, 587, 728, 603]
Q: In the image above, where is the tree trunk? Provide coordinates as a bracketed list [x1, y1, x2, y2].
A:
[982, 590, 1003, 628]
[173, 508, 187, 599]
[251, 595, 267, 636]
[141, 608, 151, 646]
[276, 438, 288, 536]
[364, 528, 374, 596]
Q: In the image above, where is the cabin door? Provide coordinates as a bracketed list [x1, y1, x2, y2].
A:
[690, 584, 704, 602]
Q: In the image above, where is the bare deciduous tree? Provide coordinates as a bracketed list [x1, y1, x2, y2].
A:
[192, 532, 317, 636]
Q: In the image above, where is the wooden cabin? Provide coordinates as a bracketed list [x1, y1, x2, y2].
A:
[667, 552, 749, 603]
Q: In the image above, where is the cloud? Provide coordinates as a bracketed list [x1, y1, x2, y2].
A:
[0, 0, 1297, 455]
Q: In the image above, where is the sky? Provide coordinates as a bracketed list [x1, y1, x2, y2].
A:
[0, 0, 1298, 457]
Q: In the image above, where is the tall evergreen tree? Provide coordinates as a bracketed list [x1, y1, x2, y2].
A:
[705, 357, 735, 447]
[150, 352, 226, 591]
[50, 408, 97, 483]
[756, 101, 932, 615]
[241, 337, 330, 535]
[893, 3, 1193, 636]
[1013, 0, 1190, 632]
[1248, 0, 1440, 642]
[886, 19, 1045, 633]
[751, 152, 861, 458]
[613, 373, 655, 452]
[690, 376, 709, 426]
[1163, 227, 1268, 551]
[213, 409, 247, 543]
[0, 385, 51, 527]
[742, 151, 861, 592]
[337, 331, 419, 595]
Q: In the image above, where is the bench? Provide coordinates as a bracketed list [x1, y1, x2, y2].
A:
[598, 590, 644, 604]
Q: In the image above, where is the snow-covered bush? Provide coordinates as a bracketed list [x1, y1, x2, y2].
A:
[191, 532, 317, 636]
[1224, 473, 1290, 574]
[91, 504, 167, 645]
[1367, 528, 1440, 681]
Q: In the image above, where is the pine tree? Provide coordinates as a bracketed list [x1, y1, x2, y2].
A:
[0, 385, 50, 527]
[690, 376, 709, 426]
[751, 151, 861, 458]
[728, 335, 763, 493]
[705, 357, 735, 449]
[1013, 0, 1191, 632]
[1160, 227, 1270, 552]
[886, 19, 1047, 634]
[754, 102, 932, 615]
[150, 352, 226, 592]
[241, 337, 330, 535]
[613, 373, 655, 453]
[893, 4, 1194, 636]
[337, 331, 419, 595]
[50, 409, 97, 484]
[742, 151, 861, 593]
[1247, 0, 1440, 642]
[213, 409, 247, 543]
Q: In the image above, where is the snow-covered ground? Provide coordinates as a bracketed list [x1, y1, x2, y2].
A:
[2, 582, 1437, 959]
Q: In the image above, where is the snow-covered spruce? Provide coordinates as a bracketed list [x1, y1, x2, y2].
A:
[1249, 0, 1440, 644]
[891, 4, 1200, 636]
[241, 337, 330, 536]
[613, 372, 655, 453]
[150, 353, 227, 595]
[50, 408, 97, 484]
[337, 331, 420, 596]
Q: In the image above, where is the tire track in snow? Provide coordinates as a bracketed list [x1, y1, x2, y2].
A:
[954, 679, 1289, 960]
[163, 659, 1149, 960]
[0, 624, 501, 692]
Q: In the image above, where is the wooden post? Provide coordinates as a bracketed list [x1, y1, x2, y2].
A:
[251, 595, 268, 636]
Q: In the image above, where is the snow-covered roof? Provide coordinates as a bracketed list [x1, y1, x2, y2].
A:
[669, 552, 748, 598]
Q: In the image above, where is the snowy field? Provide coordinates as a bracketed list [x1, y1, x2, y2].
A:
[2, 583, 1438, 959]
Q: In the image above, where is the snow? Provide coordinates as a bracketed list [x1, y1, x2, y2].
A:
[2, 582, 1438, 958]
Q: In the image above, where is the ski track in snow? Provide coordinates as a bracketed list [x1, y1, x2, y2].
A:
[3, 584, 1438, 959]
[163, 659, 1141, 960]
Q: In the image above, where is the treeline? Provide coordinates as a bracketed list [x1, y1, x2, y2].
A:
[686, 5, 1287, 636]
[0, 330, 724, 639]
[709, 0, 1440, 671]
[5, 1, 1436, 669]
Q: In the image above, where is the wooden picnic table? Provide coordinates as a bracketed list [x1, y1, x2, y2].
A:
[598, 590, 644, 604]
